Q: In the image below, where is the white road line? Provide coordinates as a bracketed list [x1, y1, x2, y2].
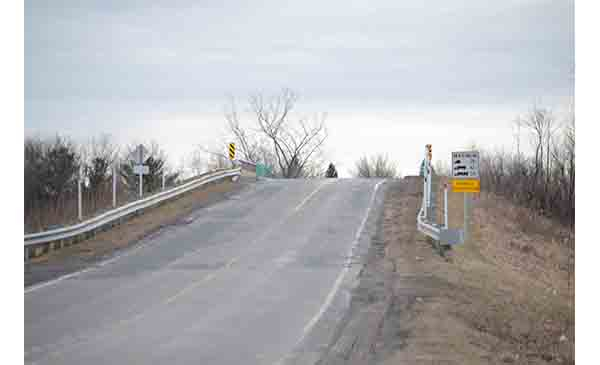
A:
[26, 179, 330, 295]
[276, 180, 385, 365]
[24, 181, 260, 295]
[294, 180, 332, 212]
[24, 241, 151, 294]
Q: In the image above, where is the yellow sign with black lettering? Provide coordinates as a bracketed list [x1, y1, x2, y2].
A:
[451, 179, 480, 193]
[228, 143, 235, 160]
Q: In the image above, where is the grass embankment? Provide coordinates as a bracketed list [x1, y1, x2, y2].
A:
[28, 179, 238, 265]
[381, 177, 574, 364]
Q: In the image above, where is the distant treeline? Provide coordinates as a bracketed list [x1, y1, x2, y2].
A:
[24, 135, 181, 233]
[478, 107, 575, 226]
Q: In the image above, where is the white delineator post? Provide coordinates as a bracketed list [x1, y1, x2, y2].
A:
[139, 172, 143, 198]
[112, 160, 118, 208]
[78, 167, 83, 221]
[162, 170, 166, 190]
[422, 150, 428, 219]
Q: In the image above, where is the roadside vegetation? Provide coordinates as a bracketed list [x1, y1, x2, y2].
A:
[425, 106, 575, 363]
[369, 179, 575, 364]
[24, 89, 334, 233]
[324, 105, 574, 364]
[24, 135, 181, 233]
[353, 153, 400, 178]
[221, 88, 329, 178]
[479, 107, 575, 226]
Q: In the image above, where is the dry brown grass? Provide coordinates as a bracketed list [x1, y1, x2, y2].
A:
[380, 178, 574, 365]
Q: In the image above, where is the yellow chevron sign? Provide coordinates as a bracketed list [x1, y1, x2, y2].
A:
[228, 143, 235, 160]
[451, 179, 480, 193]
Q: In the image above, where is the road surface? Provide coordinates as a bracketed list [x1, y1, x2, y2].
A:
[25, 178, 385, 365]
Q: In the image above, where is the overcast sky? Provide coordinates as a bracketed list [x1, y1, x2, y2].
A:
[25, 0, 574, 176]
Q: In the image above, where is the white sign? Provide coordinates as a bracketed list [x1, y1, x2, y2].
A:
[133, 165, 149, 175]
[451, 151, 479, 179]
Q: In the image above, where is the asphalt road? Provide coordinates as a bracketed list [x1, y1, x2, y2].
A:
[25, 178, 385, 365]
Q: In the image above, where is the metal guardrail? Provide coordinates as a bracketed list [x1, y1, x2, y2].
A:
[24, 168, 241, 256]
[417, 206, 441, 240]
[236, 159, 257, 167]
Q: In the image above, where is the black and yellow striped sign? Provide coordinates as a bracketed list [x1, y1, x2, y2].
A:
[228, 143, 235, 160]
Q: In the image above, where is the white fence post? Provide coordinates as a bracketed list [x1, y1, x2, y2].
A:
[113, 160, 118, 208]
[78, 168, 83, 221]
[139, 173, 143, 198]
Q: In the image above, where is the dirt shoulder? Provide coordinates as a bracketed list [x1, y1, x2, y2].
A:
[320, 178, 574, 365]
[25, 177, 251, 288]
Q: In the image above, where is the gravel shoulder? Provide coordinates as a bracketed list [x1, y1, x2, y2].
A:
[25, 177, 251, 288]
[319, 177, 574, 365]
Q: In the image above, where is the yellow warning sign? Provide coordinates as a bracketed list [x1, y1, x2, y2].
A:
[228, 143, 235, 160]
[451, 179, 480, 193]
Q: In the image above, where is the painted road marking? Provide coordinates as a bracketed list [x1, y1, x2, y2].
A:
[27, 178, 343, 363]
[275, 180, 385, 365]
[165, 257, 237, 304]
[294, 180, 333, 212]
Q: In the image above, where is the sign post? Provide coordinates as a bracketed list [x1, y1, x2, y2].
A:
[451, 150, 480, 243]
[132, 145, 149, 198]
[133, 164, 149, 198]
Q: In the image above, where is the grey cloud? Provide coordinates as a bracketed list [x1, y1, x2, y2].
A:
[26, 0, 573, 102]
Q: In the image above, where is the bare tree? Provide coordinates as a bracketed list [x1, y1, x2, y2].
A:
[250, 89, 328, 178]
[224, 89, 328, 178]
[81, 134, 118, 191]
[224, 96, 263, 163]
[479, 106, 574, 225]
[354, 154, 399, 178]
